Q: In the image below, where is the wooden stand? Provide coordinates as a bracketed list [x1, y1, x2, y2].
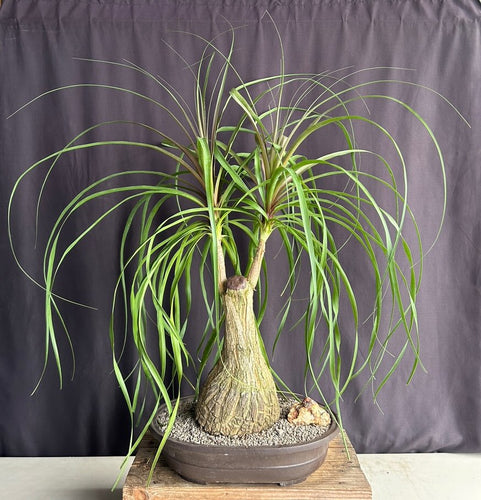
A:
[123, 433, 371, 499]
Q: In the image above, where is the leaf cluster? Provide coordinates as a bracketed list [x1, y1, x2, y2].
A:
[8, 30, 459, 483]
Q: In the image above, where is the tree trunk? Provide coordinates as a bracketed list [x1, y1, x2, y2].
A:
[195, 275, 280, 436]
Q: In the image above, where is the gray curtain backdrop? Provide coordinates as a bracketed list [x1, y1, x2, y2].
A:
[1, 0, 480, 457]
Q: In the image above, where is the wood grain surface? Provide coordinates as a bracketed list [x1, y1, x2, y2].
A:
[123, 432, 372, 499]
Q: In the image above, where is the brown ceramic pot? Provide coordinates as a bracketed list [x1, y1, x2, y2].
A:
[150, 396, 339, 486]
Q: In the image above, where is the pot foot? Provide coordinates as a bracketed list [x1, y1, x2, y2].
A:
[278, 477, 306, 486]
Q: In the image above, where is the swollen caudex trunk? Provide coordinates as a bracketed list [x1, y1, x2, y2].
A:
[195, 275, 280, 436]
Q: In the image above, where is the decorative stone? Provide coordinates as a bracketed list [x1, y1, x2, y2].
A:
[287, 397, 332, 427]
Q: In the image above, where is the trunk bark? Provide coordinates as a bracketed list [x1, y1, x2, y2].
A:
[195, 275, 280, 436]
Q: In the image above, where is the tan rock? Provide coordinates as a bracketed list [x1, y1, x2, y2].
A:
[287, 397, 332, 427]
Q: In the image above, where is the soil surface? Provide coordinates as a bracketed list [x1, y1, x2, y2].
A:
[154, 396, 331, 447]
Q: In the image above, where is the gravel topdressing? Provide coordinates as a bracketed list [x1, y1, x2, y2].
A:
[154, 396, 332, 447]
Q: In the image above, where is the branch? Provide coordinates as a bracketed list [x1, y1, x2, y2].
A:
[247, 229, 270, 288]
[216, 229, 227, 293]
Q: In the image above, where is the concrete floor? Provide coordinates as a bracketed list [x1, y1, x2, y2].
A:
[359, 453, 481, 500]
[0, 453, 480, 499]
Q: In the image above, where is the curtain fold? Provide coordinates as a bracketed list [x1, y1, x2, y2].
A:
[1, 0, 480, 456]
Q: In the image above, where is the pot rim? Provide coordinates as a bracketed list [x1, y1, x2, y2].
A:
[150, 394, 340, 452]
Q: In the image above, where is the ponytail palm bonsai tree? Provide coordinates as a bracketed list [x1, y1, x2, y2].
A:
[9, 34, 456, 477]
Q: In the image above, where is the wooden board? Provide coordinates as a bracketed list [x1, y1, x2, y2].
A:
[123, 432, 371, 499]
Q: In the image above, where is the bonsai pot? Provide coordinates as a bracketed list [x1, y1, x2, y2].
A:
[150, 396, 340, 486]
